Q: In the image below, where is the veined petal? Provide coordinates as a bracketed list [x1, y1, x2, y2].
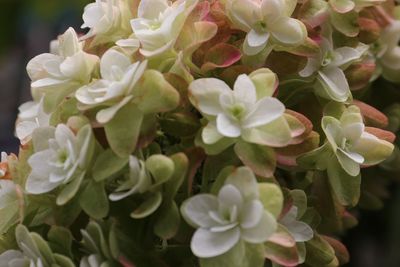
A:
[270, 17, 306, 46]
[216, 113, 241, 138]
[241, 211, 277, 243]
[181, 194, 219, 228]
[224, 166, 259, 201]
[351, 132, 394, 165]
[233, 74, 257, 105]
[229, 0, 261, 31]
[261, 0, 285, 24]
[202, 123, 224, 145]
[322, 116, 343, 151]
[218, 184, 243, 209]
[240, 200, 264, 229]
[336, 149, 361, 176]
[138, 0, 169, 19]
[242, 97, 285, 128]
[189, 78, 231, 116]
[332, 46, 363, 67]
[100, 49, 131, 81]
[317, 67, 350, 102]
[299, 57, 319, 77]
[247, 30, 270, 48]
[329, 0, 355, 13]
[191, 227, 240, 258]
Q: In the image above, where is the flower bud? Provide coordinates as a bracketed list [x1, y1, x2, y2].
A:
[358, 17, 381, 44]
[145, 155, 175, 185]
[344, 62, 376, 90]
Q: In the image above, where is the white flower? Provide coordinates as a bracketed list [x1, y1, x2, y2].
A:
[299, 33, 367, 102]
[329, 0, 384, 14]
[0, 153, 9, 178]
[15, 99, 50, 145]
[189, 72, 285, 143]
[25, 124, 94, 204]
[131, 0, 198, 57]
[279, 206, 313, 242]
[181, 167, 277, 258]
[81, 0, 132, 43]
[109, 156, 150, 201]
[76, 48, 147, 124]
[375, 20, 400, 83]
[226, 0, 307, 55]
[322, 106, 394, 176]
[27, 28, 99, 111]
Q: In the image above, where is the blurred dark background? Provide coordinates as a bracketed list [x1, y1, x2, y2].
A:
[0, 1, 399, 266]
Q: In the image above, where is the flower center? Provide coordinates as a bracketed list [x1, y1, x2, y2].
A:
[229, 103, 246, 120]
[322, 51, 335, 66]
[254, 21, 268, 32]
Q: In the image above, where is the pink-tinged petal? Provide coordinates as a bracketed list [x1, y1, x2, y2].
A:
[233, 74, 257, 105]
[191, 228, 240, 258]
[216, 113, 241, 138]
[352, 100, 388, 128]
[201, 43, 242, 72]
[364, 127, 396, 143]
[242, 97, 285, 128]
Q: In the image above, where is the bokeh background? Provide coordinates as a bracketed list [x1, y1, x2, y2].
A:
[0, 1, 399, 266]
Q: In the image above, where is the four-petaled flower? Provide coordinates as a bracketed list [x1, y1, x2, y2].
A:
[299, 29, 367, 102]
[26, 124, 95, 205]
[189, 69, 287, 145]
[130, 0, 198, 57]
[181, 167, 277, 258]
[226, 0, 307, 55]
[76, 49, 147, 124]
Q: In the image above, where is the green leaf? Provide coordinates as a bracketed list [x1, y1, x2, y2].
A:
[199, 240, 264, 267]
[330, 10, 359, 37]
[80, 180, 109, 219]
[134, 69, 180, 114]
[234, 140, 276, 178]
[154, 202, 180, 239]
[145, 155, 175, 187]
[210, 166, 236, 195]
[93, 149, 129, 182]
[327, 158, 361, 206]
[130, 192, 163, 219]
[49, 97, 80, 126]
[164, 153, 189, 202]
[104, 102, 144, 158]
[48, 226, 73, 258]
[54, 254, 76, 267]
[31, 232, 56, 265]
[258, 183, 283, 218]
[305, 234, 336, 266]
[56, 171, 85, 206]
[290, 189, 308, 218]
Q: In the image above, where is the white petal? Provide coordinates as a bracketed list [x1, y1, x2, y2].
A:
[181, 194, 219, 228]
[241, 211, 277, 243]
[233, 74, 257, 105]
[270, 17, 306, 45]
[332, 47, 363, 67]
[336, 149, 361, 176]
[242, 97, 285, 128]
[224, 166, 259, 201]
[247, 30, 270, 48]
[55, 124, 75, 145]
[138, 0, 169, 19]
[191, 227, 240, 258]
[100, 49, 131, 81]
[243, 33, 269, 56]
[202, 123, 224, 144]
[286, 221, 314, 242]
[96, 96, 133, 124]
[261, 0, 284, 24]
[218, 184, 243, 209]
[299, 57, 319, 77]
[317, 67, 350, 102]
[240, 200, 264, 229]
[189, 78, 232, 116]
[216, 113, 241, 138]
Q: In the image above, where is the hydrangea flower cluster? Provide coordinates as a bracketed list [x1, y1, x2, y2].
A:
[1, 0, 400, 266]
